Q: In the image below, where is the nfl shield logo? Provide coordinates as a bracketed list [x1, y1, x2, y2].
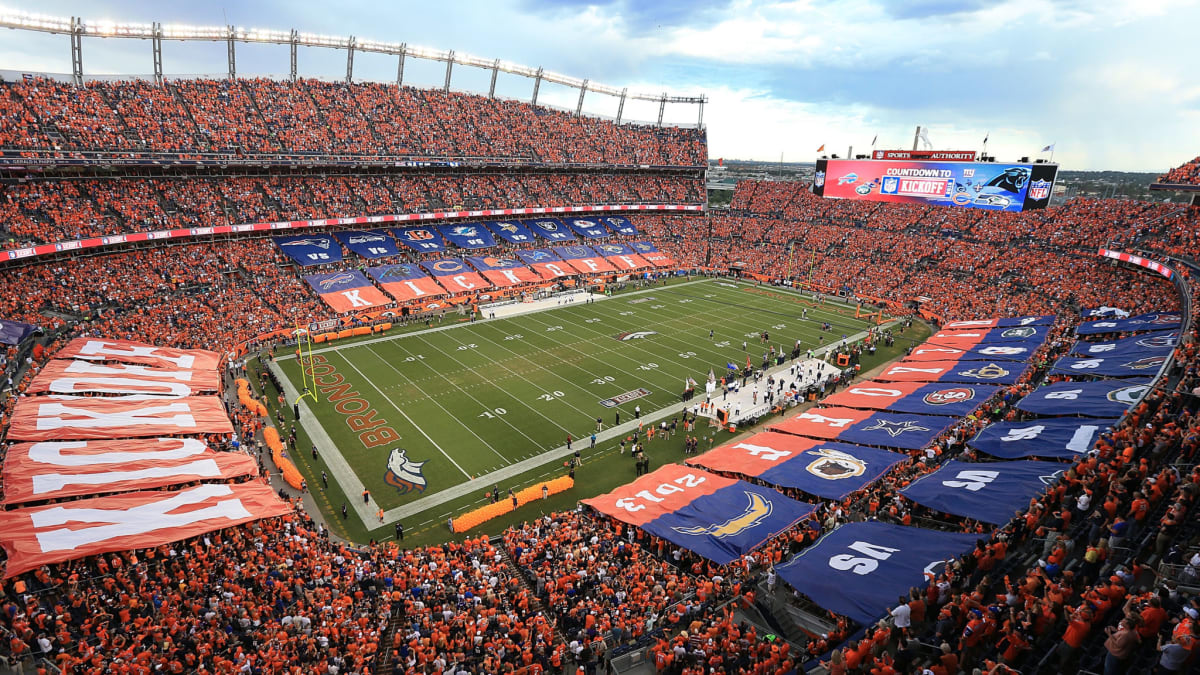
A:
[814, 171, 825, 188]
[1028, 180, 1051, 200]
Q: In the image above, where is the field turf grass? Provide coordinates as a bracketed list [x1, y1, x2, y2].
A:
[260, 277, 928, 545]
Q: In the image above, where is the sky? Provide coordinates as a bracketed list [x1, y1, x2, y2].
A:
[0, 0, 1197, 171]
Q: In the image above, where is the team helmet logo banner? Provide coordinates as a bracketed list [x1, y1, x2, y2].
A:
[671, 491, 773, 538]
[923, 387, 974, 405]
[805, 448, 867, 479]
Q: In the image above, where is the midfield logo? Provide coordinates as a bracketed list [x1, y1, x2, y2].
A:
[617, 331, 657, 341]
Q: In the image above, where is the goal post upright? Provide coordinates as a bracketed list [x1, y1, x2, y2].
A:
[293, 323, 319, 405]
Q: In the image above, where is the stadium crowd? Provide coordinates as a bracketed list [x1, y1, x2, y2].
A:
[4, 77, 1200, 674]
[0, 77, 707, 166]
[0, 174, 703, 250]
[1158, 157, 1200, 186]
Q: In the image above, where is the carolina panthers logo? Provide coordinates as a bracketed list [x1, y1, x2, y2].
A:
[923, 387, 974, 405]
[862, 419, 931, 437]
[384, 448, 428, 494]
[805, 448, 866, 479]
[671, 492, 772, 538]
[281, 238, 331, 249]
[479, 257, 518, 269]
[958, 363, 1011, 380]
[1121, 356, 1167, 370]
[379, 265, 418, 279]
[1000, 327, 1038, 339]
[1106, 385, 1149, 404]
[317, 272, 358, 290]
[985, 167, 1030, 193]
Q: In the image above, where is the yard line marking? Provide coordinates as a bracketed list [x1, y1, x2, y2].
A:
[337, 349, 474, 480]
[364, 343, 514, 464]
[406, 333, 574, 439]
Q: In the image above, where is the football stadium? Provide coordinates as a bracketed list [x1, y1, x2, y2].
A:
[0, 3, 1198, 674]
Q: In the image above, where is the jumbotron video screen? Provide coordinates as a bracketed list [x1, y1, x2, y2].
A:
[814, 158, 1059, 211]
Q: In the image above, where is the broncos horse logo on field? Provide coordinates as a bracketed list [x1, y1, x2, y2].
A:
[384, 448, 428, 494]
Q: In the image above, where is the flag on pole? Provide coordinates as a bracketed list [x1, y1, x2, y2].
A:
[870, 134, 877, 146]
[1041, 143, 1055, 152]
[746, 354, 753, 369]
[983, 133, 989, 144]
[726, 362, 738, 371]
[708, 368, 716, 384]
[817, 144, 825, 152]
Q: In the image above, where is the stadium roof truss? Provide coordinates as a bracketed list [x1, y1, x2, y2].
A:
[0, 10, 707, 127]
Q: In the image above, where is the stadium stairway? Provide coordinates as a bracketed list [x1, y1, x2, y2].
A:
[496, 538, 570, 648]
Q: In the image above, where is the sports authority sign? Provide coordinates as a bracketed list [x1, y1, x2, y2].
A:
[872, 150, 977, 161]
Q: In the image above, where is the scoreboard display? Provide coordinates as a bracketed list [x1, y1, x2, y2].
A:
[813, 158, 1058, 212]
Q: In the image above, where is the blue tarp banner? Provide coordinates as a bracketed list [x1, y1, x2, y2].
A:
[900, 460, 1063, 525]
[591, 242, 637, 256]
[392, 226, 448, 253]
[821, 381, 1000, 417]
[582, 464, 814, 565]
[631, 241, 660, 254]
[771, 407, 957, 451]
[527, 218, 577, 242]
[1071, 332, 1178, 358]
[1016, 380, 1151, 417]
[776, 522, 978, 624]
[564, 217, 612, 238]
[941, 316, 1055, 329]
[1076, 312, 1182, 335]
[437, 224, 496, 249]
[1050, 354, 1170, 378]
[0, 319, 36, 345]
[686, 432, 907, 500]
[484, 220, 537, 245]
[905, 340, 1044, 362]
[930, 325, 1049, 344]
[876, 359, 1029, 386]
[274, 234, 342, 266]
[601, 215, 638, 236]
[969, 417, 1119, 460]
[333, 230, 400, 259]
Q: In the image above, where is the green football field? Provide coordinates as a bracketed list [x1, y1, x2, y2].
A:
[275, 278, 880, 526]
